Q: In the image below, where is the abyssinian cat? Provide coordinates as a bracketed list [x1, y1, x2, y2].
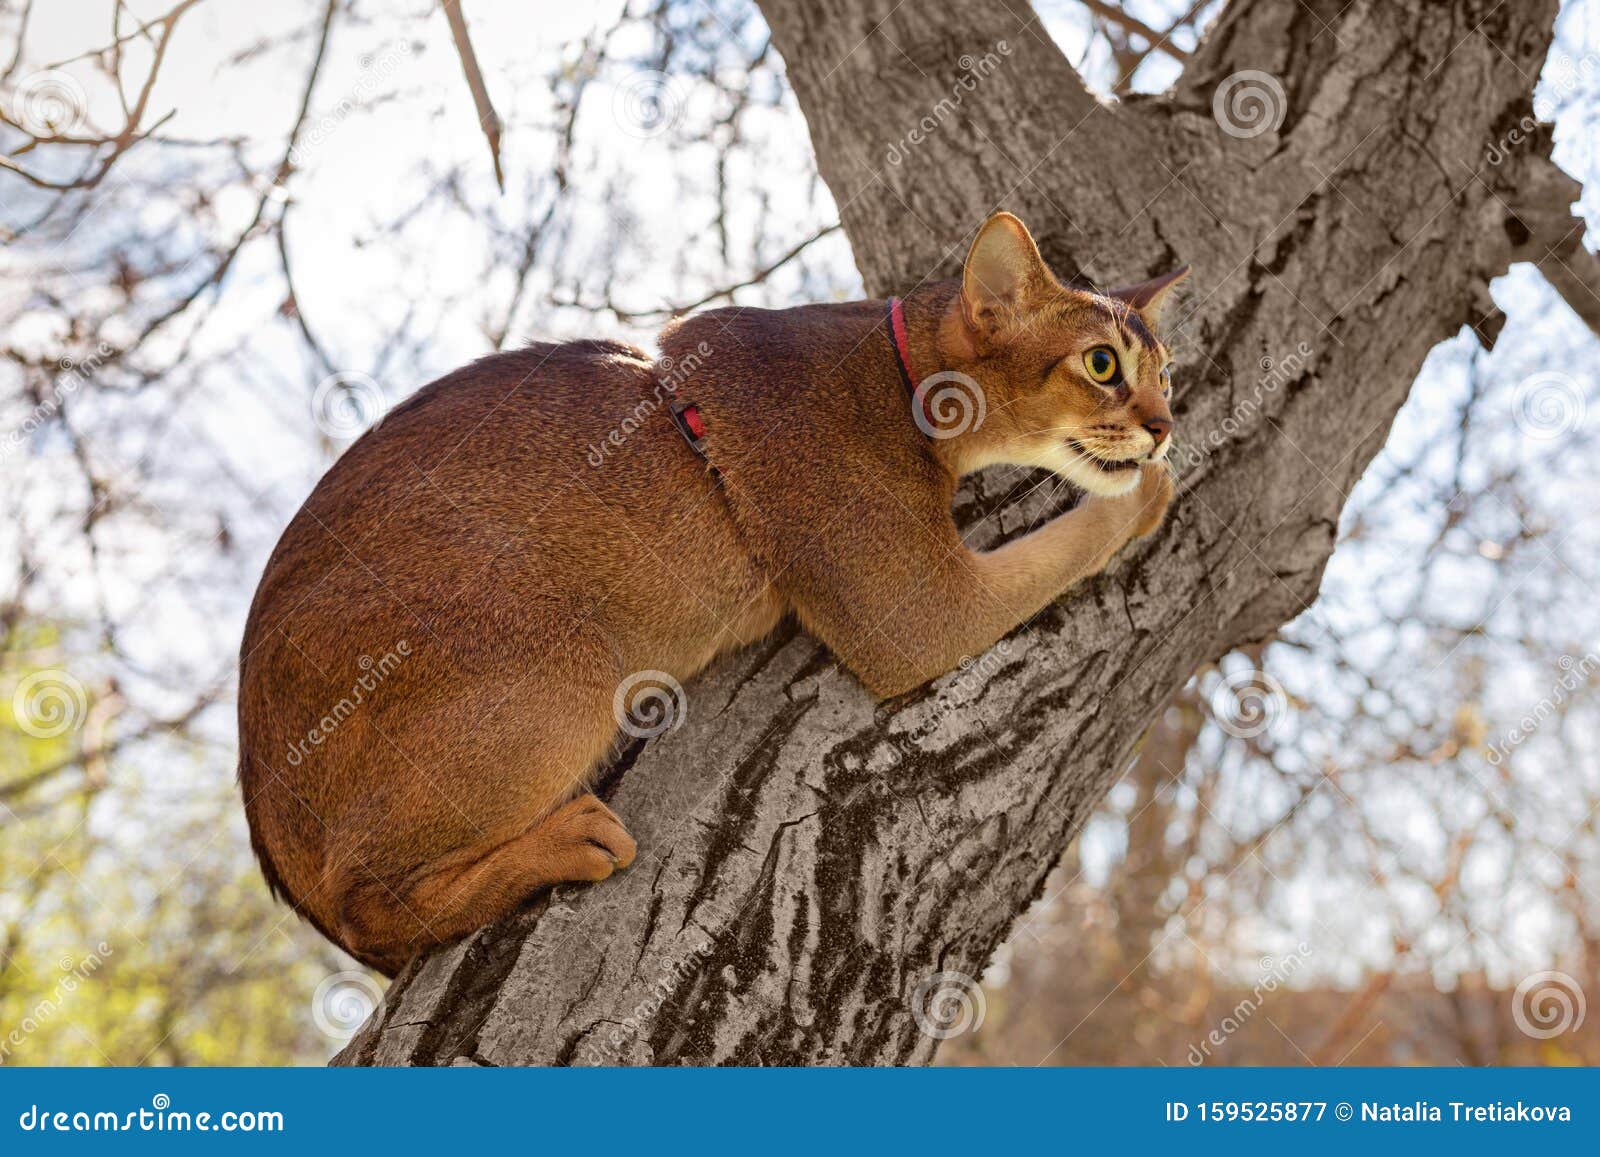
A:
[238, 212, 1187, 975]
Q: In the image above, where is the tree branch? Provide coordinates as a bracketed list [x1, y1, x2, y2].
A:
[1510, 154, 1600, 341]
[1079, 0, 1191, 61]
[441, 0, 505, 192]
[548, 223, 842, 320]
[337, 0, 1565, 1066]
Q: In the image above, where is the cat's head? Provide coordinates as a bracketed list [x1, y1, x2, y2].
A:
[929, 212, 1188, 497]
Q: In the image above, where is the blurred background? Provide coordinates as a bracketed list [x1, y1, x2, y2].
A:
[2, 0, 1598, 1065]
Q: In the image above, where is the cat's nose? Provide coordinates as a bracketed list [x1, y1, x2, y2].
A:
[1142, 416, 1172, 446]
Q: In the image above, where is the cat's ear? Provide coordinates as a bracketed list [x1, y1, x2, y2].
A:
[1108, 265, 1190, 330]
[961, 212, 1051, 347]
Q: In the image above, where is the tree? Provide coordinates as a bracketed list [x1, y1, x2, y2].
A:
[335, 0, 1586, 1066]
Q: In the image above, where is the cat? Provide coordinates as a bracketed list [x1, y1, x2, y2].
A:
[237, 212, 1187, 975]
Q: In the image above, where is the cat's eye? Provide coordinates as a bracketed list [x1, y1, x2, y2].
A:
[1160, 365, 1173, 395]
[1083, 347, 1119, 384]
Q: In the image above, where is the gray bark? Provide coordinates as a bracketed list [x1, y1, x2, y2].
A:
[335, 0, 1571, 1066]
[1512, 148, 1600, 341]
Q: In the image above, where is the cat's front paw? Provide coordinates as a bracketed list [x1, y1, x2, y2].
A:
[1124, 461, 1175, 539]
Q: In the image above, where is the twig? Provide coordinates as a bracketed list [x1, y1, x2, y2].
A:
[551, 223, 842, 321]
[1080, 0, 1190, 60]
[441, 0, 504, 192]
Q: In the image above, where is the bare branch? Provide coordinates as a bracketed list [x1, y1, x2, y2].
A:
[441, 0, 505, 192]
[1079, 0, 1190, 61]
[1511, 157, 1600, 340]
[550, 223, 842, 321]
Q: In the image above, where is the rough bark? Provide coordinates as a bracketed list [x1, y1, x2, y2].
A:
[336, 0, 1570, 1066]
[1512, 149, 1600, 341]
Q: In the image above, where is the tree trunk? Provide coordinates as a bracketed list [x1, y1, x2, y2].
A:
[335, 0, 1569, 1066]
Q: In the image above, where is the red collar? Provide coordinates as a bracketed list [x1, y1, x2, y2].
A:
[886, 296, 919, 394]
[673, 297, 928, 477]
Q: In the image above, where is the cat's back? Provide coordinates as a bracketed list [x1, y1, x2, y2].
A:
[241, 337, 720, 666]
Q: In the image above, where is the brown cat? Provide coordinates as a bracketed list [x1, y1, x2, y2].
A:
[237, 212, 1186, 975]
